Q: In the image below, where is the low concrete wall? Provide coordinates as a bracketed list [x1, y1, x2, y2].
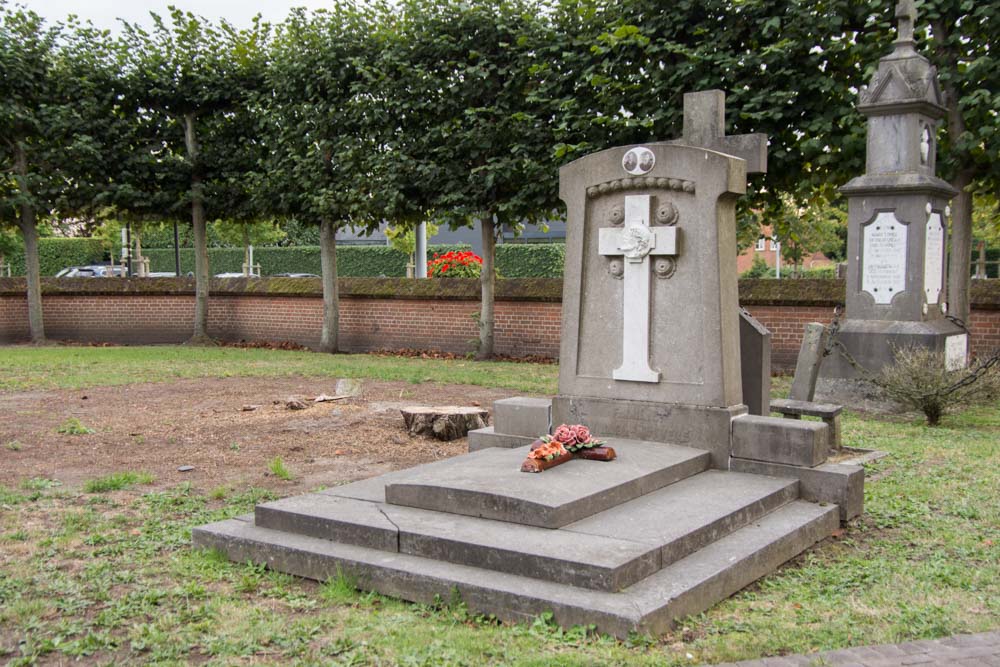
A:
[1, 277, 998, 369]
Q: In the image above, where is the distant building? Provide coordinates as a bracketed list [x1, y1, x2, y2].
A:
[736, 225, 834, 275]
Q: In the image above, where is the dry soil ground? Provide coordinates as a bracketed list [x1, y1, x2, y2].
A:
[0, 376, 518, 493]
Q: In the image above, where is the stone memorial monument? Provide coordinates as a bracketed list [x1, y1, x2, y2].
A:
[819, 0, 967, 384]
[194, 91, 863, 637]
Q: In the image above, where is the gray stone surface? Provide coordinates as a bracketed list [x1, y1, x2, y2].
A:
[730, 458, 864, 521]
[389, 504, 658, 592]
[552, 396, 744, 469]
[769, 399, 843, 418]
[564, 470, 799, 567]
[384, 440, 710, 528]
[492, 397, 552, 438]
[557, 141, 747, 408]
[820, 318, 966, 380]
[466, 426, 536, 452]
[256, 494, 398, 551]
[789, 323, 828, 401]
[192, 499, 837, 638]
[732, 415, 829, 467]
[740, 308, 772, 416]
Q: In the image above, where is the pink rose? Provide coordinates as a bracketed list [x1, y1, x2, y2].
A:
[570, 424, 591, 444]
[551, 424, 577, 446]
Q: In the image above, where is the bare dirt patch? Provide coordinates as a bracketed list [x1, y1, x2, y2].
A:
[0, 376, 520, 493]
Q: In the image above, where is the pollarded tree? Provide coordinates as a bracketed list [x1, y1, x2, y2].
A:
[0, 5, 119, 342]
[259, 4, 390, 353]
[118, 10, 269, 342]
[0, 3, 60, 342]
[373, 0, 562, 359]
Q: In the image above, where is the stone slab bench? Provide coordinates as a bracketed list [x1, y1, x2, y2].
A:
[770, 398, 843, 450]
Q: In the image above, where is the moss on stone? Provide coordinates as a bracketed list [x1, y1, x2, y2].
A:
[1, 276, 995, 309]
[738, 279, 846, 306]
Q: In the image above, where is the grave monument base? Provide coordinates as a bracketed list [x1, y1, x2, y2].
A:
[194, 440, 843, 638]
[819, 318, 967, 380]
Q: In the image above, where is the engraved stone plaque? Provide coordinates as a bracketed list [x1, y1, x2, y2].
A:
[924, 209, 944, 304]
[945, 334, 968, 371]
[862, 211, 907, 305]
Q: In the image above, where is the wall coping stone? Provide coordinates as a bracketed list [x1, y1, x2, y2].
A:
[0, 276, 997, 309]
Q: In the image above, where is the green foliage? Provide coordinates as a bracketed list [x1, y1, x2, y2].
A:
[5, 237, 106, 275]
[385, 222, 439, 258]
[768, 194, 847, 273]
[496, 244, 565, 278]
[56, 418, 95, 435]
[741, 256, 775, 280]
[142, 244, 471, 277]
[83, 471, 155, 493]
[268, 457, 294, 481]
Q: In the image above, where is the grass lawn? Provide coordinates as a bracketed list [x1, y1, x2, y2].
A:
[1, 346, 998, 665]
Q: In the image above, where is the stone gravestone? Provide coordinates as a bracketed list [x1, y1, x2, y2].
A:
[194, 90, 863, 638]
[819, 0, 966, 388]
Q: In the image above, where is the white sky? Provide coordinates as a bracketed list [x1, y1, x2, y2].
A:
[23, 0, 333, 32]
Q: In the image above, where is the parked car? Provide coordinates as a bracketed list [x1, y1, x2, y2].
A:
[55, 265, 124, 278]
[214, 272, 260, 278]
[272, 273, 319, 278]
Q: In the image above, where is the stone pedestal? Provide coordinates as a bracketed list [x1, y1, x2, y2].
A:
[820, 0, 965, 380]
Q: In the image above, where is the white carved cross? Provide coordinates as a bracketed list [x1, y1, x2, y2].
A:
[599, 195, 678, 383]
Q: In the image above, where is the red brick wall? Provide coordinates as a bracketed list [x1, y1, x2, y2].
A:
[1, 290, 997, 368]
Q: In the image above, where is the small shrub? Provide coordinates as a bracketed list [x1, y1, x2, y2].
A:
[427, 250, 484, 278]
[83, 471, 155, 493]
[4, 441, 22, 451]
[741, 255, 774, 279]
[268, 457, 294, 481]
[874, 346, 1000, 426]
[56, 418, 95, 435]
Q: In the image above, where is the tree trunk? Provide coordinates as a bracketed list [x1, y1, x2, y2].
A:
[477, 214, 496, 360]
[17, 210, 45, 344]
[976, 240, 987, 279]
[242, 225, 251, 276]
[185, 112, 213, 344]
[947, 170, 974, 323]
[14, 143, 44, 344]
[933, 19, 974, 325]
[319, 218, 339, 354]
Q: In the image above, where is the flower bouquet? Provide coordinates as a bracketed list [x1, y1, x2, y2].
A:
[520, 423, 617, 473]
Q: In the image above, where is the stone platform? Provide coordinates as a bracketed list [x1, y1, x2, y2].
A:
[194, 439, 841, 637]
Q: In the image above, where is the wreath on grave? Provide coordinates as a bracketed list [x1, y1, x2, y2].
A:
[521, 423, 616, 473]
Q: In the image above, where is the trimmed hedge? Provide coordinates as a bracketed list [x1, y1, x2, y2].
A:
[143, 244, 471, 277]
[142, 243, 567, 278]
[496, 243, 565, 278]
[4, 238, 107, 276]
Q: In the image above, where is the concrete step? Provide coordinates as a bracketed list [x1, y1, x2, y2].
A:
[564, 470, 800, 567]
[383, 439, 712, 528]
[257, 493, 661, 591]
[256, 469, 797, 592]
[194, 500, 839, 638]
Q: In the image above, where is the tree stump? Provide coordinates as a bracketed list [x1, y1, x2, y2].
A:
[400, 406, 489, 441]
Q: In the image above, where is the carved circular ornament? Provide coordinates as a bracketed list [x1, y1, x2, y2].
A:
[622, 147, 655, 175]
[609, 259, 624, 279]
[606, 204, 625, 226]
[620, 225, 654, 261]
[654, 258, 676, 279]
[656, 202, 679, 226]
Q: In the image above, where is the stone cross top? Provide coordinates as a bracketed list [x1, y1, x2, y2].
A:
[668, 90, 769, 174]
[895, 0, 917, 44]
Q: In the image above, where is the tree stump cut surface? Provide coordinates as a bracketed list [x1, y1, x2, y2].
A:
[400, 406, 489, 441]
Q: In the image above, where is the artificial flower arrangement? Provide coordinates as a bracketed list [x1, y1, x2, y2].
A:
[520, 423, 617, 473]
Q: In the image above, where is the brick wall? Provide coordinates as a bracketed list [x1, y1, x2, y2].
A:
[1, 278, 997, 369]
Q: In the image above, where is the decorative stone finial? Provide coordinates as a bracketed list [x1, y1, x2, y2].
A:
[895, 0, 917, 44]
